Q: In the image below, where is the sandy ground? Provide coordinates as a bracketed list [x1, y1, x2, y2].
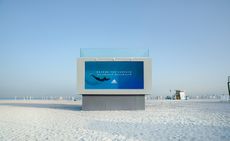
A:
[0, 100, 229, 141]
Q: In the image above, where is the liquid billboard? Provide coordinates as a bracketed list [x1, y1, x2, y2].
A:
[85, 61, 144, 89]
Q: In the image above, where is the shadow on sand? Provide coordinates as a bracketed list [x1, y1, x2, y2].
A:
[0, 102, 82, 111]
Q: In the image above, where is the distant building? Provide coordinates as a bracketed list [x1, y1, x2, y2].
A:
[173, 90, 186, 100]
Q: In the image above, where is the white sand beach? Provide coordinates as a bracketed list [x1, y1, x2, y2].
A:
[0, 100, 229, 141]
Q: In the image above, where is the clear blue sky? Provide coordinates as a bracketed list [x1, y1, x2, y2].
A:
[0, 0, 230, 98]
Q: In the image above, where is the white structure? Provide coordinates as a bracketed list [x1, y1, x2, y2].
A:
[174, 90, 186, 100]
[179, 91, 186, 100]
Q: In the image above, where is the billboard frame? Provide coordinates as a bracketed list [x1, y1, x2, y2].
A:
[77, 57, 152, 95]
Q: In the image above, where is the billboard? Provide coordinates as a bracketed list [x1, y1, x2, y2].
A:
[77, 58, 152, 95]
[85, 61, 144, 89]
